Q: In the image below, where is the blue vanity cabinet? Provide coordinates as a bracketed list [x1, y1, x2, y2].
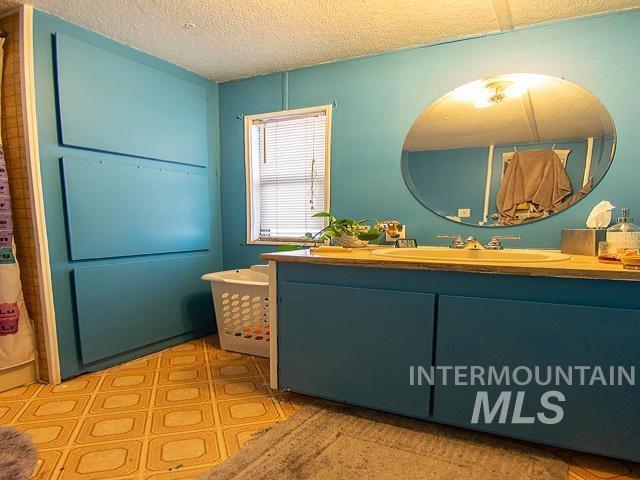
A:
[272, 261, 640, 462]
[433, 295, 640, 460]
[277, 281, 435, 418]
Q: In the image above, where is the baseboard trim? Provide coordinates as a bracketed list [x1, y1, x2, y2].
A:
[62, 326, 215, 380]
[0, 360, 38, 393]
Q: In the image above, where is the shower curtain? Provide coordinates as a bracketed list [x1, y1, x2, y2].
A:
[0, 35, 37, 372]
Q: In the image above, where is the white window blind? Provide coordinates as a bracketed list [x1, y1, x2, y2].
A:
[246, 107, 330, 243]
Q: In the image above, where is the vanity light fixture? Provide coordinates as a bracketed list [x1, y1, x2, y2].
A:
[454, 74, 538, 109]
[473, 80, 526, 108]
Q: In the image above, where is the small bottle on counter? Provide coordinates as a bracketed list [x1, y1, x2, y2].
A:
[606, 208, 640, 258]
[598, 241, 619, 263]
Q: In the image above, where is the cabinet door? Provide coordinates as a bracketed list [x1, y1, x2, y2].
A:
[278, 282, 435, 418]
[434, 295, 640, 461]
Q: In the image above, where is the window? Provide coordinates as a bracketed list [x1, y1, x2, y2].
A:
[245, 105, 331, 244]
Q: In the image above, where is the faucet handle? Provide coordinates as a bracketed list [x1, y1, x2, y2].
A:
[485, 235, 522, 250]
[435, 234, 465, 249]
[493, 235, 522, 240]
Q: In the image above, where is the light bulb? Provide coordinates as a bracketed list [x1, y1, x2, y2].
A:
[504, 82, 527, 97]
[474, 97, 492, 108]
[453, 80, 486, 101]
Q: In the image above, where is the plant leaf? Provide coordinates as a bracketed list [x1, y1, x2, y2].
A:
[335, 218, 355, 225]
[357, 230, 381, 240]
[312, 211, 333, 218]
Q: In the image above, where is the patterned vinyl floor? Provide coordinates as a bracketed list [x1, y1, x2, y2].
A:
[0, 335, 638, 479]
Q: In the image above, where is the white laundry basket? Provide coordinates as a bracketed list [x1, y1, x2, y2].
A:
[202, 265, 270, 358]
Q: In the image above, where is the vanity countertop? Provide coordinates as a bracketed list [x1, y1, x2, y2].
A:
[260, 247, 640, 281]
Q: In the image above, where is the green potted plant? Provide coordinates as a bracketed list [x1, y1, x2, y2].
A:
[306, 212, 381, 247]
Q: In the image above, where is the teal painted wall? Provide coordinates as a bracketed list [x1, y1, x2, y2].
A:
[219, 10, 640, 268]
[34, 12, 222, 378]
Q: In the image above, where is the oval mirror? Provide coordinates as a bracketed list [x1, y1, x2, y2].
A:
[401, 73, 616, 226]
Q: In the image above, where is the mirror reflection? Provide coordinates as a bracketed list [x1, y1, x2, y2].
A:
[401, 73, 616, 226]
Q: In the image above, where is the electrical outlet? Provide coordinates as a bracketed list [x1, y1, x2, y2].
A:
[458, 208, 471, 218]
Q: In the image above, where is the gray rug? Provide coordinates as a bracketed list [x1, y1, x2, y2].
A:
[0, 427, 38, 480]
[202, 400, 567, 480]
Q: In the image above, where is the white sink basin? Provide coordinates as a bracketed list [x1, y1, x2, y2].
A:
[371, 247, 570, 263]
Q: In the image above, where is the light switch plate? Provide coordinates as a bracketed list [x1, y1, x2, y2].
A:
[458, 208, 471, 218]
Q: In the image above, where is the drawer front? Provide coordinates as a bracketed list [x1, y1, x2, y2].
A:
[278, 282, 435, 418]
[434, 295, 640, 461]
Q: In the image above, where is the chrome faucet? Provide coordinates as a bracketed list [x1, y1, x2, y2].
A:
[435, 234, 465, 249]
[436, 234, 522, 250]
[484, 235, 522, 250]
[435, 234, 483, 249]
[463, 236, 484, 250]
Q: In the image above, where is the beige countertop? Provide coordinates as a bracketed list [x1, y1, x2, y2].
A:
[260, 246, 640, 281]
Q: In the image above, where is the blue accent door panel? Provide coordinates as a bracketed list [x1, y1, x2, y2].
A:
[54, 33, 208, 166]
[62, 156, 210, 260]
[278, 281, 434, 418]
[75, 255, 213, 364]
[35, 12, 220, 379]
[434, 295, 640, 461]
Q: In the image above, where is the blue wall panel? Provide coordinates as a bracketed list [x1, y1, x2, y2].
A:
[55, 33, 208, 166]
[62, 156, 210, 260]
[35, 12, 222, 378]
[220, 10, 640, 268]
[75, 255, 213, 364]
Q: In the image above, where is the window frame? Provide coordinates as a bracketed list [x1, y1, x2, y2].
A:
[244, 104, 332, 245]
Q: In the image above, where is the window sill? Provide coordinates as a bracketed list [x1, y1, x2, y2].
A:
[246, 239, 322, 246]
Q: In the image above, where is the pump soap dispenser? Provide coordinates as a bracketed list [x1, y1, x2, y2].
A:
[606, 208, 640, 254]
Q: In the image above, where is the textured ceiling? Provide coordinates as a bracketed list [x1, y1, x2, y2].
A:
[15, 0, 640, 81]
[404, 74, 616, 151]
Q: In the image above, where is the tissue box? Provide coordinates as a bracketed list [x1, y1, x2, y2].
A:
[560, 229, 606, 256]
